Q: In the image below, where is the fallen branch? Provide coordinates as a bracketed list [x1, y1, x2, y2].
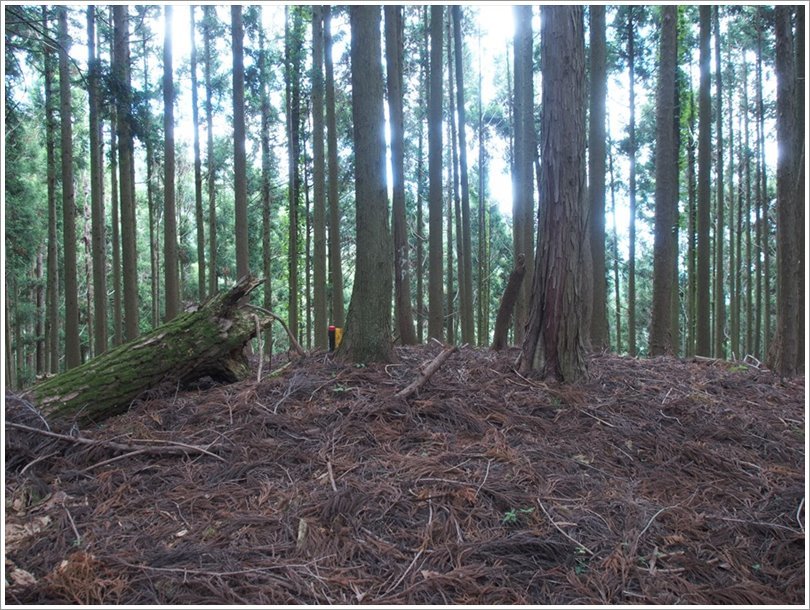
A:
[246, 304, 305, 357]
[396, 344, 460, 399]
[5, 421, 225, 463]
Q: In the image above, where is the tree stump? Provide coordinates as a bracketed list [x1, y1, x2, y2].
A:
[27, 275, 272, 426]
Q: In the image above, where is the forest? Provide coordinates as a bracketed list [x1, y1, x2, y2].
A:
[3, 4, 806, 605]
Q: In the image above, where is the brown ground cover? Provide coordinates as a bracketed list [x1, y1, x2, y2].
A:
[4, 346, 805, 604]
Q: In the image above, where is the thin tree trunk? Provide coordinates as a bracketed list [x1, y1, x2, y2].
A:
[143, 38, 159, 329]
[114, 6, 139, 341]
[477, 19, 488, 346]
[324, 6, 344, 329]
[285, 7, 303, 344]
[755, 11, 765, 357]
[427, 5, 444, 342]
[258, 9, 273, 356]
[164, 5, 180, 321]
[190, 6, 205, 302]
[58, 7, 81, 369]
[607, 124, 621, 353]
[43, 6, 60, 373]
[452, 6, 475, 345]
[794, 6, 805, 372]
[87, 6, 107, 356]
[416, 7, 428, 344]
[712, 6, 725, 358]
[35, 249, 45, 374]
[696, 6, 712, 357]
[82, 177, 94, 361]
[686, 73, 697, 357]
[232, 6, 249, 280]
[626, 9, 638, 357]
[311, 6, 328, 349]
[512, 4, 533, 346]
[447, 19, 458, 346]
[588, 5, 608, 350]
[728, 55, 738, 359]
[385, 5, 417, 345]
[203, 6, 218, 296]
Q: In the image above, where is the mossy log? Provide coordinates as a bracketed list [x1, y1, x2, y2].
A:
[28, 275, 271, 426]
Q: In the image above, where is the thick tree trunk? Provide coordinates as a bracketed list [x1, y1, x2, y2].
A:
[28, 276, 272, 426]
[427, 5, 444, 342]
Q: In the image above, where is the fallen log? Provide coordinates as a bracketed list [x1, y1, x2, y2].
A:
[26, 275, 276, 426]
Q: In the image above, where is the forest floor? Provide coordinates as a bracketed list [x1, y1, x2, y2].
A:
[4, 345, 806, 605]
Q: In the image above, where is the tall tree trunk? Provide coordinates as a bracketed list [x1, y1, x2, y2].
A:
[686, 72, 697, 357]
[142, 36, 159, 328]
[58, 7, 81, 370]
[451, 6, 475, 346]
[311, 6, 328, 349]
[695, 6, 712, 357]
[772, 7, 800, 377]
[82, 179, 94, 360]
[607, 126, 621, 353]
[190, 7, 205, 302]
[476, 20, 488, 347]
[203, 6, 218, 295]
[258, 9, 273, 355]
[35, 249, 45, 374]
[626, 9, 638, 357]
[113, 6, 139, 341]
[87, 6, 107, 356]
[231, 6, 249, 280]
[588, 5, 608, 350]
[728, 54, 737, 359]
[755, 9, 767, 356]
[521, 6, 587, 382]
[385, 5, 417, 345]
[446, 21, 457, 346]
[324, 6, 344, 329]
[794, 6, 805, 372]
[164, 6, 180, 321]
[649, 6, 678, 356]
[712, 6, 725, 358]
[427, 5, 444, 342]
[43, 6, 60, 373]
[512, 4, 533, 346]
[337, 6, 393, 364]
[416, 7, 428, 344]
[285, 7, 303, 344]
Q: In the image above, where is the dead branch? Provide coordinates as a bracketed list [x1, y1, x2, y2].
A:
[246, 304, 306, 357]
[395, 344, 459, 399]
[5, 421, 225, 462]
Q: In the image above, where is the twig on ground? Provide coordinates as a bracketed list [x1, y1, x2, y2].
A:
[245, 304, 306, 357]
[537, 499, 594, 555]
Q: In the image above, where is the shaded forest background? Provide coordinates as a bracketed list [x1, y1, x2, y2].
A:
[3, 4, 805, 388]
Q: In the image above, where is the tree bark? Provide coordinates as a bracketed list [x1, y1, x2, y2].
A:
[336, 5, 393, 364]
[696, 6, 712, 357]
[427, 5, 444, 342]
[385, 5, 418, 346]
[452, 6, 475, 346]
[520, 5, 587, 382]
[28, 276, 273, 426]
[649, 6, 678, 357]
[626, 8, 638, 357]
[512, 5, 534, 346]
[713, 6, 725, 358]
[324, 7, 344, 330]
[232, 6, 249, 280]
[58, 7, 81, 370]
[87, 6, 107, 356]
[203, 6, 218, 296]
[588, 5, 608, 350]
[113, 6, 139, 341]
[164, 5, 180, 321]
[491, 254, 525, 351]
[312, 6, 328, 349]
[190, 6, 206, 302]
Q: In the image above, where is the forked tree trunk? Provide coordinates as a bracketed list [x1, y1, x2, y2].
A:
[28, 276, 273, 426]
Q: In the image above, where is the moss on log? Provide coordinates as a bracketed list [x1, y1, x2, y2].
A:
[28, 275, 271, 426]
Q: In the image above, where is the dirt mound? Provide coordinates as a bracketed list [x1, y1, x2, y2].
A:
[4, 346, 805, 604]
